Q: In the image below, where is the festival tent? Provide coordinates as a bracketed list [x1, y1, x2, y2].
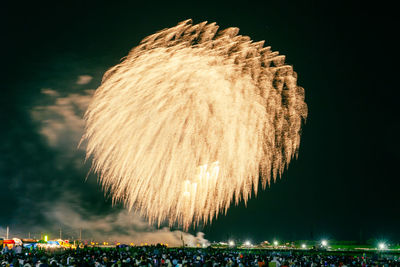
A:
[13, 238, 23, 246]
[3, 239, 15, 249]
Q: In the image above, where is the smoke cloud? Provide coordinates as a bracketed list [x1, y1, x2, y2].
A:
[76, 75, 93, 85]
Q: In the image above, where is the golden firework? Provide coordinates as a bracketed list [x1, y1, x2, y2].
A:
[82, 19, 307, 229]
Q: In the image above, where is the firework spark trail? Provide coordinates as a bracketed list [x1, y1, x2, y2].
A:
[82, 19, 307, 229]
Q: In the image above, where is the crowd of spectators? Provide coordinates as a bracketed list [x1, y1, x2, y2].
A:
[1, 245, 399, 267]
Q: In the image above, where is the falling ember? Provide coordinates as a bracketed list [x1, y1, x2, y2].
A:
[82, 19, 308, 229]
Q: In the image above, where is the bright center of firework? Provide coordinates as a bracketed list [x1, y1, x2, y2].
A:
[183, 161, 219, 198]
[83, 19, 307, 229]
[198, 161, 220, 181]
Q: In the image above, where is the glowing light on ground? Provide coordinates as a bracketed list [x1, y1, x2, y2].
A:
[82, 19, 307, 229]
[378, 243, 386, 250]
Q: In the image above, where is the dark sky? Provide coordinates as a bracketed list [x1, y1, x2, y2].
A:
[1, 1, 398, 244]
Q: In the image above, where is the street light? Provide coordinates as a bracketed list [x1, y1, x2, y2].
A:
[378, 243, 386, 250]
[301, 244, 306, 249]
[273, 240, 278, 246]
[229, 240, 235, 247]
[321, 240, 327, 247]
[244, 241, 251, 246]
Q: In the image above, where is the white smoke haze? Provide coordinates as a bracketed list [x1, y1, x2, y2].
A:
[31, 88, 93, 151]
[43, 202, 208, 246]
[41, 88, 60, 97]
[76, 75, 93, 85]
[0, 227, 6, 238]
[83, 19, 308, 229]
[31, 84, 209, 245]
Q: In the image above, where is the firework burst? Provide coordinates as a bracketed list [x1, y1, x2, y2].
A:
[82, 19, 307, 229]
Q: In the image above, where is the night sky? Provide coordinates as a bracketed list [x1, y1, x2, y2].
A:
[2, 1, 398, 244]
